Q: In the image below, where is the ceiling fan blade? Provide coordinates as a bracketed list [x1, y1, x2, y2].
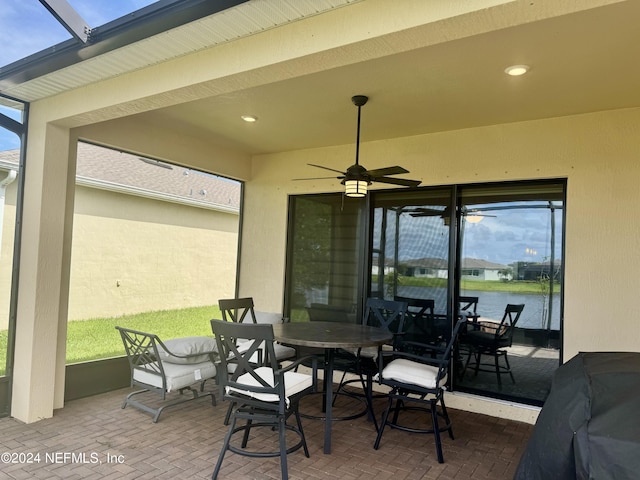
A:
[372, 176, 421, 187]
[292, 176, 344, 181]
[307, 163, 346, 175]
[365, 166, 409, 177]
[410, 212, 437, 217]
[412, 207, 444, 215]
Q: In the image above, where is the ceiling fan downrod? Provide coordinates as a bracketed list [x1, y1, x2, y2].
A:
[352, 95, 368, 168]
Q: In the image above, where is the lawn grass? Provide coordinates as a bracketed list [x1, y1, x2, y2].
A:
[398, 276, 559, 294]
[0, 305, 221, 375]
[0, 280, 560, 375]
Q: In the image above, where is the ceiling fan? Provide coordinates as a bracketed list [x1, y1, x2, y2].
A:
[295, 95, 421, 197]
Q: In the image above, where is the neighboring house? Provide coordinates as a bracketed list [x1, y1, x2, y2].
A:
[399, 257, 508, 281]
[515, 260, 562, 282]
[0, 143, 241, 327]
[403, 257, 449, 279]
[460, 258, 509, 281]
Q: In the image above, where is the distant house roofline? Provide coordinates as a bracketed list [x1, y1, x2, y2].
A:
[0, 143, 241, 215]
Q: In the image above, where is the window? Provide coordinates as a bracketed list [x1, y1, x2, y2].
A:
[285, 179, 565, 406]
[66, 143, 241, 369]
[285, 193, 367, 321]
[0, 98, 27, 416]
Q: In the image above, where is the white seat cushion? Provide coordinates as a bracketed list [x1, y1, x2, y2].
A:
[273, 343, 297, 361]
[133, 360, 216, 392]
[254, 311, 283, 325]
[343, 344, 389, 361]
[379, 358, 445, 390]
[228, 366, 312, 406]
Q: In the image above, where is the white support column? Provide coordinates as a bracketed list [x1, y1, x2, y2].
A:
[11, 119, 76, 422]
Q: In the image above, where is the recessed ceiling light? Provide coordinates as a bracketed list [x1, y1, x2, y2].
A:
[504, 65, 530, 76]
[241, 115, 258, 123]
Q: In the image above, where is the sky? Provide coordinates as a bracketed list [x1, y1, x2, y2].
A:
[374, 202, 563, 266]
[0, 0, 159, 151]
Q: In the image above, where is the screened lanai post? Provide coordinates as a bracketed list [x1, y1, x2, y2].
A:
[546, 201, 556, 335]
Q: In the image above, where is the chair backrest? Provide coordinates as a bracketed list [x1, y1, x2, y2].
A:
[364, 298, 408, 337]
[458, 296, 479, 315]
[394, 296, 434, 319]
[210, 319, 282, 408]
[389, 316, 467, 390]
[496, 304, 525, 345]
[219, 297, 257, 324]
[435, 317, 468, 384]
[116, 326, 167, 389]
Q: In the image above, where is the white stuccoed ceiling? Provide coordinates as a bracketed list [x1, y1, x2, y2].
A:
[3, 0, 640, 157]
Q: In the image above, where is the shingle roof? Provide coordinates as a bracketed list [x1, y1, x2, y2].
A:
[0, 143, 241, 212]
[401, 257, 508, 270]
[461, 258, 508, 270]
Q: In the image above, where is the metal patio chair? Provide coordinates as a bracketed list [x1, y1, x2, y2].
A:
[116, 326, 217, 422]
[210, 319, 317, 480]
[373, 317, 467, 463]
[463, 303, 525, 386]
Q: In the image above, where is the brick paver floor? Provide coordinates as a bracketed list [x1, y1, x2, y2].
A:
[0, 386, 533, 479]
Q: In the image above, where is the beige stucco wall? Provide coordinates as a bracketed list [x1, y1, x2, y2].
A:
[68, 186, 238, 321]
[240, 106, 640, 422]
[0, 181, 238, 329]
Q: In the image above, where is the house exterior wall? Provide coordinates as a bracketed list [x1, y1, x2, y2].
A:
[68, 185, 238, 321]
[0, 180, 238, 329]
[240, 106, 640, 422]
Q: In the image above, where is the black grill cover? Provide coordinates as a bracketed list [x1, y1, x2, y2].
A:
[514, 352, 640, 480]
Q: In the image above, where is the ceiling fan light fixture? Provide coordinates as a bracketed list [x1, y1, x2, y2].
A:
[465, 215, 484, 223]
[344, 179, 368, 197]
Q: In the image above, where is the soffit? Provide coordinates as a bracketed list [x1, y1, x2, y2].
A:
[132, 0, 640, 154]
[3, 0, 640, 158]
[0, 0, 363, 101]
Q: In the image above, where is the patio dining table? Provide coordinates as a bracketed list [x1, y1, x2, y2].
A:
[272, 321, 392, 454]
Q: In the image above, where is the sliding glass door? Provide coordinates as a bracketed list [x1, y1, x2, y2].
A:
[285, 180, 565, 406]
[285, 194, 367, 322]
[455, 183, 564, 404]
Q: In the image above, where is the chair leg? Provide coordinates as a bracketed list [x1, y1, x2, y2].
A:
[373, 395, 394, 450]
[439, 395, 454, 440]
[391, 397, 404, 425]
[504, 352, 516, 383]
[430, 398, 445, 463]
[223, 402, 234, 425]
[294, 407, 310, 458]
[332, 369, 349, 406]
[278, 415, 289, 480]
[365, 373, 378, 431]
[241, 418, 253, 448]
[494, 353, 502, 388]
[212, 416, 236, 479]
[473, 351, 481, 376]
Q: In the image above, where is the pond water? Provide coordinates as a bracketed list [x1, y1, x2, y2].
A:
[397, 286, 561, 331]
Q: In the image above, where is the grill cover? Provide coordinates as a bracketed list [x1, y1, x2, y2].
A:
[514, 352, 640, 480]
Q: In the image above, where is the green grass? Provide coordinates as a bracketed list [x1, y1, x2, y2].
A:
[0, 280, 561, 375]
[395, 276, 560, 294]
[460, 279, 560, 294]
[0, 305, 221, 375]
